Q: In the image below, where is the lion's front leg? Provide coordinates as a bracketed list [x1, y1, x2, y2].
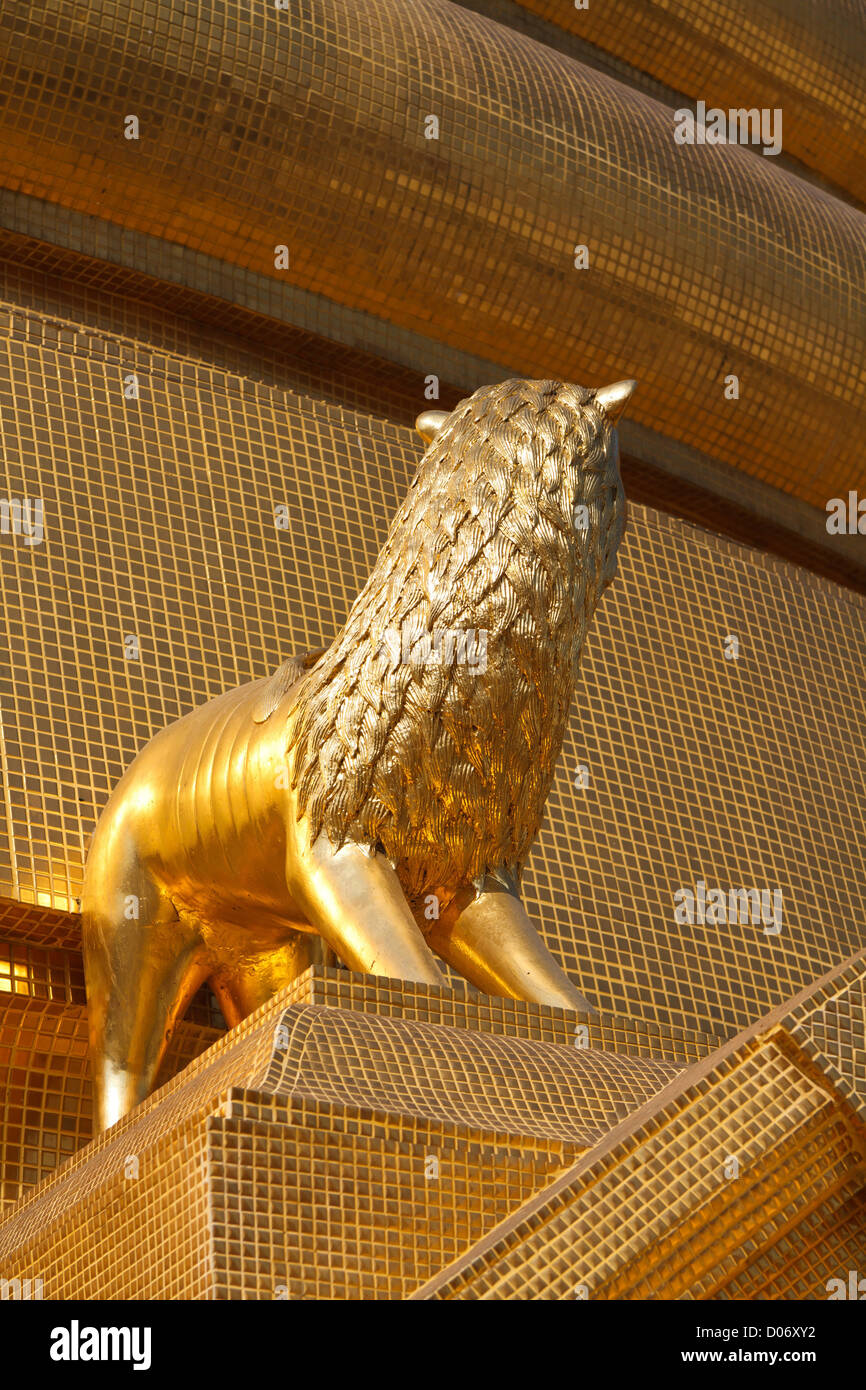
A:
[286, 815, 446, 985]
[426, 873, 597, 1014]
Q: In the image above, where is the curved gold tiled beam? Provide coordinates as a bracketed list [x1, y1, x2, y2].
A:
[516, 0, 866, 207]
[0, 0, 863, 511]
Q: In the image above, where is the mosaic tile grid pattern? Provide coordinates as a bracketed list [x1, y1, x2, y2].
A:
[618, 453, 866, 597]
[2, 201, 863, 599]
[0, 938, 84, 1005]
[782, 964, 866, 1126]
[615, 1107, 860, 1302]
[0, 994, 222, 1212]
[0, 983, 603, 1297]
[0, 228, 458, 431]
[207, 1106, 564, 1300]
[0, 946, 723, 1052]
[0, 964, 712, 1211]
[0, 899, 80, 950]
[516, 0, 866, 205]
[0, 927, 221, 1025]
[0, 1120, 215, 1300]
[0, 1089, 570, 1300]
[2, 957, 863, 1299]
[2, 231, 861, 596]
[1, 309, 864, 1041]
[0, 997, 89, 1211]
[0, 980, 294, 1231]
[0, 0, 863, 510]
[414, 955, 866, 1299]
[719, 1187, 866, 1300]
[0, 0, 861, 1306]
[259, 1004, 683, 1145]
[282, 966, 720, 1060]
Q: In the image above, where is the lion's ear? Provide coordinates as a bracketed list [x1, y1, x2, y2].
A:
[593, 379, 637, 425]
[415, 410, 449, 444]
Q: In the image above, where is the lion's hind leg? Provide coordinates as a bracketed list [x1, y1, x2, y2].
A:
[83, 859, 208, 1130]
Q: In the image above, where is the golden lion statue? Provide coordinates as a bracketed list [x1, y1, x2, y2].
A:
[83, 377, 634, 1127]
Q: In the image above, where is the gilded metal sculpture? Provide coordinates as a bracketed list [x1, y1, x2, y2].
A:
[83, 377, 634, 1128]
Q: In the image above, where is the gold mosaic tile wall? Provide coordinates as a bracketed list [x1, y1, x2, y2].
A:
[413, 957, 866, 1300]
[0, 229, 453, 431]
[0, 1117, 215, 1300]
[0, 900, 79, 951]
[0, 962, 712, 1212]
[0, 994, 222, 1210]
[2, 232, 861, 594]
[258, 1004, 683, 1146]
[0, 0, 863, 511]
[1, 301, 865, 1042]
[0, 1088, 567, 1299]
[0, 982, 596, 1295]
[720, 1189, 866, 1300]
[417, 1045, 866, 1297]
[515, 0, 866, 205]
[0, 938, 84, 1006]
[205, 1103, 564, 1300]
[278, 968, 718, 1062]
[3, 957, 862, 1299]
[0, 997, 91, 1205]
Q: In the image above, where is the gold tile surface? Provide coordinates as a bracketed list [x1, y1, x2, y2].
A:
[0, 964, 714, 1212]
[0, 994, 222, 1212]
[2, 231, 860, 592]
[0, 0, 863, 509]
[0, 981, 602, 1296]
[257, 1005, 683, 1146]
[413, 954, 866, 1300]
[0, 228, 451, 430]
[0, 301, 864, 1042]
[2, 957, 863, 1300]
[516, 0, 866, 205]
[0, 0, 863, 1306]
[719, 1188, 866, 1300]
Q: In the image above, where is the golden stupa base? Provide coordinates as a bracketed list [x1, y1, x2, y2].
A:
[0, 963, 863, 1300]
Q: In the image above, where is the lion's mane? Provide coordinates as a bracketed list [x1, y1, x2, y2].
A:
[289, 379, 625, 901]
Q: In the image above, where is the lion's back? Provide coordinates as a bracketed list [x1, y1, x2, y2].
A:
[83, 677, 293, 910]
